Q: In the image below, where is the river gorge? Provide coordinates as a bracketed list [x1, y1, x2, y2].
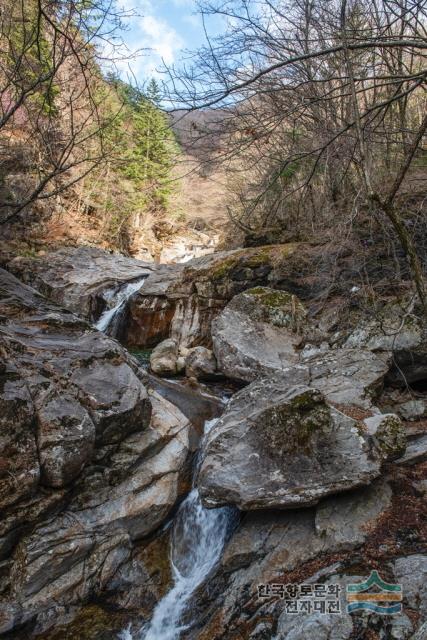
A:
[0, 244, 426, 640]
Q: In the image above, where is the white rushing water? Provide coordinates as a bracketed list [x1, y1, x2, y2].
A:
[120, 419, 236, 640]
[95, 276, 147, 335]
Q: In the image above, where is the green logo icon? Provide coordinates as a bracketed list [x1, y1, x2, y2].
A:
[346, 571, 402, 615]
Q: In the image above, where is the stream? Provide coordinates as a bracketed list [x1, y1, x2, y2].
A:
[124, 417, 236, 640]
[95, 279, 237, 640]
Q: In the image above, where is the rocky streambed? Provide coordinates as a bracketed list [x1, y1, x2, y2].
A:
[1, 245, 427, 640]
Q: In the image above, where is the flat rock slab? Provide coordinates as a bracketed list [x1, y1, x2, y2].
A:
[198, 381, 382, 510]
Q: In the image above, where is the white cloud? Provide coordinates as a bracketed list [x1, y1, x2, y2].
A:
[182, 12, 201, 29]
[139, 15, 184, 67]
[104, 1, 185, 81]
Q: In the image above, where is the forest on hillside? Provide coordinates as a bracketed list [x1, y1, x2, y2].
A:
[0, 0, 178, 254]
[1, 0, 426, 310]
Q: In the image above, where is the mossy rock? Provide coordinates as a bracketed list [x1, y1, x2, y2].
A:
[241, 286, 307, 331]
[259, 389, 331, 456]
[364, 414, 407, 461]
[209, 244, 300, 282]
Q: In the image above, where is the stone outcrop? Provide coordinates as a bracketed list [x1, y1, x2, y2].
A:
[4, 245, 427, 640]
[0, 387, 195, 635]
[8, 245, 153, 320]
[198, 381, 388, 510]
[126, 243, 313, 348]
[9, 243, 318, 349]
[186, 470, 426, 640]
[0, 269, 151, 496]
[211, 291, 390, 408]
[0, 270, 198, 635]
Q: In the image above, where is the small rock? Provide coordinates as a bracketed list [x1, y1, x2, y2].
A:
[185, 346, 217, 380]
[398, 399, 426, 421]
[150, 339, 179, 376]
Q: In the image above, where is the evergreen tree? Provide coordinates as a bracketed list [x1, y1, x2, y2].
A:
[146, 78, 162, 106]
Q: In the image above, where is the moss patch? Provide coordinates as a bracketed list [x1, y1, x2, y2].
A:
[260, 390, 330, 456]
[210, 255, 241, 281]
[245, 287, 295, 308]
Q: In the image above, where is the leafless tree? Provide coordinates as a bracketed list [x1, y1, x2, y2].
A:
[166, 0, 427, 310]
[0, 0, 133, 226]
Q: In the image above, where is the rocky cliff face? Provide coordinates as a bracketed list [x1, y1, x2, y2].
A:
[8, 243, 320, 349]
[0, 269, 199, 635]
[8, 246, 154, 320]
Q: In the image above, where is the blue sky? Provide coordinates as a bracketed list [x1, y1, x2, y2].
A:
[115, 0, 215, 85]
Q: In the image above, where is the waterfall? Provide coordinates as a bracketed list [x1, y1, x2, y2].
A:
[95, 276, 147, 336]
[121, 419, 236, 640]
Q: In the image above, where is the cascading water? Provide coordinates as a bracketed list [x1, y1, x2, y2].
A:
[120, 419, 237, 640]
[95, 276, 147, 336]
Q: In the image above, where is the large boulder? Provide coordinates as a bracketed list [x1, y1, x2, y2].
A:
[198, 381, 384, 510]
[8, 245, 153, 320]
[212, 287, 306, 382]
